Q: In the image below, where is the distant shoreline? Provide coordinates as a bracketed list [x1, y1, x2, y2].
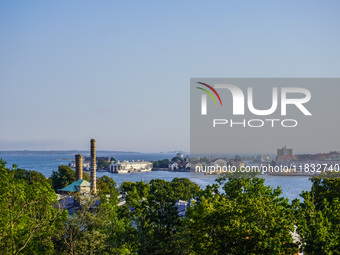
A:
[0, 150, 156, 156]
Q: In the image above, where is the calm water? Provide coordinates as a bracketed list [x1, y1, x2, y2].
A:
[0, 153, 312, 201]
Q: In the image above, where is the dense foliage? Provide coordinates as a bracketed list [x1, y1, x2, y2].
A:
[1, 159, 340, 254]
[180, 178, 298, 254]
[171, 157, 182, 162]
[97, 159, 111, 170]
[152, 159, 170, 169]
[0, 159, 66, 255]
[295, 173, 340, 255]
[50, 165, 76, 191]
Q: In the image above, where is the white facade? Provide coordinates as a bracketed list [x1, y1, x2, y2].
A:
[109, 160, 153, 173]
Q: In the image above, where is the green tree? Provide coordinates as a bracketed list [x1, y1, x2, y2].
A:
[171, 157, 182, 162]
[25, 170, 48, 184]
[217, 169, 258, 182]
[180, 178, 298, 254]
[10, 167, 29, 180]
[55, 194, 106, 255]
[82, 171, 90, 182]
[170, 178, 201, 201]
[153, 159, 170, 169]
[97, 175, 117, 195]
[49, 165, 75, 192]
[97, 159, 110, 170]
[97, 182, 136, 254]
[153, 161, 159, 168]
[296, 175, 340, 254]
[0, 159, 66, 255]
[296, 192, 340, 255]
[7, 167, 48, 185]
[308, 173, 340, 210]
[121, 180, 180, 254]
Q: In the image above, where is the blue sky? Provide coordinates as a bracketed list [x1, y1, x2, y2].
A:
[1, 1, 339, 152]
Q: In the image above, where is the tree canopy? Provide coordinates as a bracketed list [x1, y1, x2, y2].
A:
[2, 158, 340, 254]
[49, 165, 76, 191]
[97, 159, 111, 170]
[171, 156, 182, 162]
[180, 178, 298, 254]
[97, 175, 117, 195]
[0, 159, 66, 255]
[152, 159, 170, 169]
[295, 174, 340, 254]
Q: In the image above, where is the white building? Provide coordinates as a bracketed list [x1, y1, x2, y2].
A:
[109, 160, 153, 174]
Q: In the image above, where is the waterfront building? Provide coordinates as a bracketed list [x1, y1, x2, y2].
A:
[109, 160, 153, 173]
[169, 161, 190, 171]
[276, 146, 297, 164]
[277, 145, 293, 156]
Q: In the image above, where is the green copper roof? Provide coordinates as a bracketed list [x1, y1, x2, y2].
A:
[58, 179, 91, 192]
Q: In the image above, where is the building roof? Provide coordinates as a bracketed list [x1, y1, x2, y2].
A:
[58, 179, 91, 192]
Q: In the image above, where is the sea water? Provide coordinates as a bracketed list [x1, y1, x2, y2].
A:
[0, 152, 312, 201]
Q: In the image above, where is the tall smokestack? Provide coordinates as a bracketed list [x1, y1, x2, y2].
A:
[90, 139, 96, 193]
[75, 154, 83, 180]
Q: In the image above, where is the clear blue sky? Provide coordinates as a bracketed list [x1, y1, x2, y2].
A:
[1, 1, 339, 152]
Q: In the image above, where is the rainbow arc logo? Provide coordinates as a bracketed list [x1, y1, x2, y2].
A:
[196, 82, 222, 106]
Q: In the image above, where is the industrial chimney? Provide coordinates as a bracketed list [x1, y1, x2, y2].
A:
[75, 154, 83, 180]
[90, 139, 97, 193]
